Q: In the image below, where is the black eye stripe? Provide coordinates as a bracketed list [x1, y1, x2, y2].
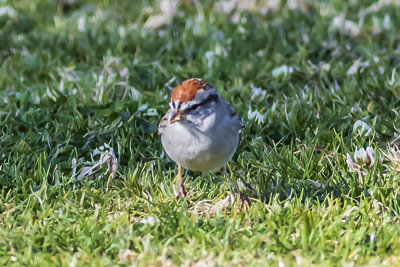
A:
[185, 94, 218, 113]
[187, 103, 200, 112]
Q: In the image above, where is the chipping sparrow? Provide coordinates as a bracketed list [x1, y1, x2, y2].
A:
[158, 78, 249, 207]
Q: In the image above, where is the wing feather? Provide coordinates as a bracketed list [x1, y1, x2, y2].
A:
[222, 97, 245, 130]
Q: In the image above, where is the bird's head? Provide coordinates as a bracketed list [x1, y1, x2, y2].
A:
[168, 78, 217, 123]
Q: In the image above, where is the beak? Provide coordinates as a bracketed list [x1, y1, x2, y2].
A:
[168, 109, 183, 123]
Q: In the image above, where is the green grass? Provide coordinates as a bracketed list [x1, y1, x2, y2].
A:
[1, 0, 400, 265]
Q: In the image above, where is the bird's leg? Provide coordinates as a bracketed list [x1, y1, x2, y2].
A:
[225, 165, 251, 209]
[238, 190, 251, 210]
[176, 164, 187, 198]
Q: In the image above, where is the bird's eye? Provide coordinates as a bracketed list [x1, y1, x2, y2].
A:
[187, 103, 200, 113]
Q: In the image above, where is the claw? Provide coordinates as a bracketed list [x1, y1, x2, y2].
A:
[239, 192, 251, 210]
[224, 164, 251, 210]
[177, 182, 187, 199]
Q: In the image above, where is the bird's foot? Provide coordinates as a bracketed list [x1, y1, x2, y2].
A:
[238, 191, 251, 210]
[174, 183, 187, 199]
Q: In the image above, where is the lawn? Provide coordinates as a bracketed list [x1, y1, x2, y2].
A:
[1, 0, 400, 266]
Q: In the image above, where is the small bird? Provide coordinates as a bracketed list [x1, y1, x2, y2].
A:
[158, 78, 249, 207]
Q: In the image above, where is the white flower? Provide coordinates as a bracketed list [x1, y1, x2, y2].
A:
[350, 103, 362, 114]
[354, 147, 368, 163]
[387, 68, 398, 87]
[144, 108, 158, 117]
[347, 147, 379, 172]
[139, 216, 158, 226]
[118, 26, 126, 37]
[319, 62, 330, 72]
[366, 147, 375, 164]
[77, 16, 86, 32]
[205, 51, 215, 68]
[0, 6, 16, 18]
[353, 120, 373, 137]
[144, 0, 178, 29]
[383, 14, 391, 30]
[272, 65, 293, 78]
[247, 105, 266, 125]
[346, 153, 358, 172]
[250, 87, 267, 103]
[119, 67, 129, 78]
[331, 15, 360, 37]
[346, 59, 369, 76]
[138, 104, 148, 111]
